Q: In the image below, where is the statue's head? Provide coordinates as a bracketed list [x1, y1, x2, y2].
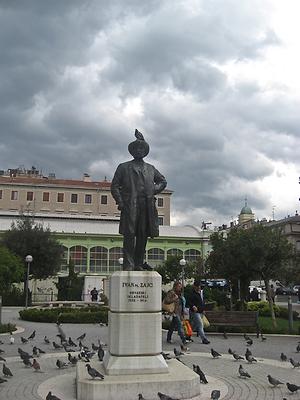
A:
[128, 129, 149, 159]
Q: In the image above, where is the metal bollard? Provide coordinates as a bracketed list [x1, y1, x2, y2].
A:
[288, 295, 293, 333]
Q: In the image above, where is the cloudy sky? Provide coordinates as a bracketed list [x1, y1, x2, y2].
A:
[1, 0, 300, 227]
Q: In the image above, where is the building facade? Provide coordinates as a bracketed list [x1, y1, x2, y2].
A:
[0, 167, 172, 225]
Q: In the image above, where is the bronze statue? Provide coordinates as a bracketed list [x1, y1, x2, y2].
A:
[111, 129, 167, 271]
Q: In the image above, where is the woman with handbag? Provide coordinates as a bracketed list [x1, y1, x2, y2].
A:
[164, 281, 187, 346]
[189, 279, 210, 344]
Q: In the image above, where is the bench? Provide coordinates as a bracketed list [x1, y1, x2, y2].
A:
[205, 311, 260, 337]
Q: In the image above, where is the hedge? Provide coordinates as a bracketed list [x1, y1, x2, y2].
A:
[247, 301, 298, 320]
[0, 323, 16, 334]
[19, 306, 108, 324]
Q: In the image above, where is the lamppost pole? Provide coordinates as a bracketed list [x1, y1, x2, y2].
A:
[25, 255, 33, 309]
[179, 258, 187, 295]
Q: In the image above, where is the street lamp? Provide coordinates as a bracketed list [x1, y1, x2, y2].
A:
[179, 258, 187, 294]
[25, 255, 33, 308]
[118, 257, 123, 268]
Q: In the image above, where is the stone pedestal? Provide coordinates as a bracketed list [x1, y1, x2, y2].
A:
[103, 271, 168, 375]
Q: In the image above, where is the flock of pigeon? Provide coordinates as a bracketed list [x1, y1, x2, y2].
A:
[1, 325, 300, 399]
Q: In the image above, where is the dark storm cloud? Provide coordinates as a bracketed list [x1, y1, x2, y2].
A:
[0, 0, 297, 225]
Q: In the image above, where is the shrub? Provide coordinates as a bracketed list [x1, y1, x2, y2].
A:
[19, 306, 108, 323]
[2, 286, 26, 306]
[0, 323, 16, 334]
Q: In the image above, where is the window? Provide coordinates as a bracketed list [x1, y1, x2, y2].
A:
[27, 191, 34, 201]
[147, 248, 165, 267]
[108, 247, 123, 272]
[60, 246, 69, 272]
[90, 246, 108, 272]
[85, 194, 92, 204]
[43, 192, 50, 202]
[101, 195, 108, 205]
[0, 190, 2, 199]
[11, 191, 18, 200]
[158, 216, 164, 225]
[157, 197, 164, 207]
[71, 193, 78, 203]
[184, 249, 201, 263]
[57, 192, 64, 202]
[69, 246, 87, 273]
[167, 248, 183, 258]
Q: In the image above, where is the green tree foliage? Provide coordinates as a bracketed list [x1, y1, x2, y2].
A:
[0, 245, 23, 294]
[156, 255, 200, 285]
[207, 224, 296, 326]
[1, 214, 63, 279]
[55, 261, 84, 301]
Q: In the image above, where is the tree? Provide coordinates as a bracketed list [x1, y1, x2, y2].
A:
[55, 261, 84, 301]
[0, 245, 23, 294]
[156, 255, 200, 285]
[1, 214, 63, 280]
[207, 224, 296, 326]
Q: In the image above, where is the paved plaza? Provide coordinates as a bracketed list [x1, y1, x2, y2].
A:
[1, 307, 300, 399]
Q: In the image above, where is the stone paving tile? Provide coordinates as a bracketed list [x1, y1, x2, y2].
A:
[1, 307, 300, 399]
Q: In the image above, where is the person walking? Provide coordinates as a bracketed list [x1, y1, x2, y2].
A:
[189, 280, 210, 344]
[90, 287, 98, 302]
[165, 281, 188, 346]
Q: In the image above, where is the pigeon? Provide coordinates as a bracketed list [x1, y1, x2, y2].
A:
[0, 348, 4, 354]
[32, 358, 42, 372]
[287, 382, 300, 393]
[57, 325, 66, 342]
[211, 390, 220, 399]
[267, 374, 283, 387]
[195, 365, 208, 384]
[246, 353, 257, 363]
[246, 338, 253, 346]
[85, 364, 104, 379]
[260, 333, 267, 341]
[0, 340, 3, 345]
[228, 348, 234, 355]
[92, 343, 99, 351]
[46, 391, 62, 400]
[238, 364, 251, 378]
[62, 344, 75, 353]
[3, 364, 13, 377]
[162, 352, 172, 360]
[296, 344, 300, 353]
[0, 377, 7, 384]
[289, 358, 300, 368]
[174, 348, 184, 357]
[44, 336, 50, 344]
[280, 352, 287, 361]
[76, 333, 86, 341]
[9, 336, 14, 345]
[52, 341, 63, 349]
[27, 330, 36, 340]
[68, 337, 77, 347]
[98, 346, 105, 361]
[68, 353, 78, 365]
[244, 333, 251, 341]
[232, 353, 244, 361]
[22, 357, 32, 367]
[180, 344, 189, 352]
[56, 359, 68, 369]
[0, 355, 6, 362]
[223, 331, 228, 339]
[211, 348, 221, 358]
[138, 395, 146, 400]
[21, 336, 28, 344]
[157, 392, 177, 400]
[245, 348, 252, 357]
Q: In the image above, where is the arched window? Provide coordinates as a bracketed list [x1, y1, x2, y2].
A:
[60, 246, 69, 272]
[148, 248, 165, 267]
[90, 246, 108, 273]
[69, 246, 87, 273]
[109, 247, 123, 272]
[167, 248, 183, 258]
[184, 249, 201, 263]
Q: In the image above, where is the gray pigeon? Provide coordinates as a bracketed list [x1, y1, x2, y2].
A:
[267, 374, 283, 387]
[98, 345, 105, 361]
[211, 348, 221, 358]
[195, 365, 208, 384]
[138, 395, 146, 400]
[211, 390, 220, 400]
[3, 364, 13, 377]
[174, 348, 183, 357]
[76, 333, 86, 341]
[289, 358, 300, 368]
[280, 352, 287, 361]
[86, 364, 104, 379]
[0, 355, 6, 362]
[0, 377, 7, 384]
[246, 353, 257, 363]
[238, 364, 251, 378]
[56, 359, 68, 369]
[287, 382, 300, 393]
[46, 392, 62, 400]
[232, 353, 244, 361]
[157, 392, 177, 400]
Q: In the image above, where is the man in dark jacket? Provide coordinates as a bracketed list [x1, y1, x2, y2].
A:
[189, 280, 210, 344]
[111, 130, 167, 271]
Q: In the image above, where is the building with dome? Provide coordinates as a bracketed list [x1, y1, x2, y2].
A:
[238, 199, 255, 227]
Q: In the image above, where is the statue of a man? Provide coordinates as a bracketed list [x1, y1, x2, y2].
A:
[111, 130, 167, 271]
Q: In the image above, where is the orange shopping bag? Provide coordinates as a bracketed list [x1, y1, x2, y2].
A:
[183, 319, 193, 337]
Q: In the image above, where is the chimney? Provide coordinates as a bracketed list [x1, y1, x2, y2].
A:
[83, 173, 91, 182]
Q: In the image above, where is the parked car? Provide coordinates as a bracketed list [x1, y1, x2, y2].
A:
[275, 285, 296, 296]
[293, 285, 300, 293]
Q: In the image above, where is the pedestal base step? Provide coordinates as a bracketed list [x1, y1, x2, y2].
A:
[77, 359, 201, 400]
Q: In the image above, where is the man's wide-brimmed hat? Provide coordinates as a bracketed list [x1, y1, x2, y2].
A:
[128, 129, 149, 157]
